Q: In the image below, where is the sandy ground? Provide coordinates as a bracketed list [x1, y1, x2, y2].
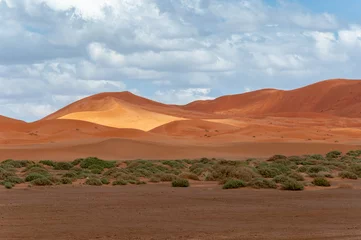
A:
[1, 183, 361, 240]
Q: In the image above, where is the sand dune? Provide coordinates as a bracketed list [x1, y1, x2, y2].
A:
[183, 79, 361, 117]
[150, 119, 239, 137]
[2, 79, 361, 160]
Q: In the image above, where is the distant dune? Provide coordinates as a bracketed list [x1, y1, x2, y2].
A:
[2, 79, 361, 160]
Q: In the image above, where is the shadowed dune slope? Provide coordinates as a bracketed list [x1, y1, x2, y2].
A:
[183, 79, 361, 117]
[150, 119, 239, 137]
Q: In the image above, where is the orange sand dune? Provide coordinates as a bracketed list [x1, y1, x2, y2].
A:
[183, 79, 361, 117]
[150, 119, 239, 137]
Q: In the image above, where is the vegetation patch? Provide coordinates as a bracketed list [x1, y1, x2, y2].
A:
[281, 179, 304, 191]
[312, 177, 331, 187]
[222, 179, 246, 189]
[338, 171, 358, 180]
[171, 178, 189, 187]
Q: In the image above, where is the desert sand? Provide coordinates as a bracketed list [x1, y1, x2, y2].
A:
[1, 79, 361, 160]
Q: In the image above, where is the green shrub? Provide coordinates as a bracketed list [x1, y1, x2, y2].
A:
[0, 168, 16, 180]
[61, 177, 72, 184]
[91, 169, 103, 174]
[25, 173, 47, 182]
[349, 164, 361, 177]
[26, 167, 49, 175]
[307, 166, 328, 173]
[2, 159, 32, 168]
[62, 171, 78, 179]
[281, 179, 304, 191]
[54, 162, 73, 170]
[179, 172, 200, 180]
[222, 179, 246, 189]
[267, 155, 287, 161]
[155, 173, 177, 182]
[101, 178, 110, 185]
[23, 164, 45, 172]
[310, 154, 325, 160]
[257, 166, 281, 178]
[85, 178, 102, 186]
[308, 173, 322, 178]
[31, 177, 53, 186]
[112, 179, 128, 185]
[149, 176, 161, 183]
[171, 178, 190, 187]
[287, 172, 305, 181]
[338, 171, 358, 180]
[5, 176, 24, 184]
[326, 151, 342, 159]
[4, 182, 13, 189]
[80, 157, 116, 169]
[312, 177, 331, 187]
[273, 175, 290, 184]
[72, 158, 83, 166]
[39, 160, 55, 167]
[346, 150, 361, 157]
[249, 178, 277, 189]
[161, 160, 186, 169]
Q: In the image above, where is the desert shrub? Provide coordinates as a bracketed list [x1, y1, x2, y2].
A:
[62, 171, 78, 179]
[257, 166, 281, 178]
[126, 160, 178, 177]
[80, 157, 116, 169]
[0, 168, 16, 180]
[103, 168, 120, 177]
[72, 158, 83, 166]
[189, 162, 210, 175]
[249, 178, 277, 189]
[39, 160, 55, 167]
[149, 176, 161, 183]
[155, 173, 177, 182]
[338, 171, 358, 180]
[112, 179, 128, 185]
[26, 167, 49, 175]
[307, 165, 328, 174]
[53, 162, 73, 170]
[179, 172, 200, 180]
[2, 159, 32, 168]
[326, 150, 342, 159]
[210, 165, 258, 182]
[310, 154, 325, 160]
[161, 160, 186, 169]
[346, 150, 361, 157]
[273, 175, 290, 184]
[88, 164, 104, 170]
[267, 155, 287, 161]
[101, 178, 110, 185]
[171, 178, 189, 187]
[91, 169, 103, 174]
[308, 172, 322, 178]
[312, 177, 331, 187]
[281, 179, 304, 191]
[61, 177, 72, 184]
[349, 164, 361, 177]
[25, 173, 47, 182]
[136, 181, 146, 185]
[23, 164, 45, 172]
[4, 182, 13, 189]
[222, 179, 246, 189]
[85, 178, 102, 186]
[320, 172, 334, 178]
[31, 177, 53, 186]
[287, 172, 305, 181]
[5, 176, 24, 184]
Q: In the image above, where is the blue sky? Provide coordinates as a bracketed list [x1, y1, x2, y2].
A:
[0, 0, 361, 121]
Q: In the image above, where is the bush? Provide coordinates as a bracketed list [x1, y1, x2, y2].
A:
[25, 173, 47, 182]
[349, 164, 361, 177]
[31, 177, 53, 186]
[23, 164, 45, 172]
[62, 171, 78, 179]
[26, 167, 49, 175]
[85, 178, 102, 186]
[310, 154, 325, 160]
[4, 182, 13, 189]
[54, 162, 73, 170]
[222, 179, 246, 189]
[149, 176, 161, 183]
[61, 177, 72, 184]
[80, 157, 116, 169]
[161, 160, 186, 169]
[338, 171, 358, 180]
[112, 179, 128, 185]
[273, 175, 290, 184]
[257, 166, 281, 178]
[179, 172, 200, 180]
[39, 160, 55, 167]
[307, 166, 328, 173]
[72, 158, 83, 166]
[249, 178, 277, 189]
[281, 179, 304, 191]
[346, 150, 361, 157]
[288, 172, 305, 181]
[267, 155, 287, 161]
[312, 177, 331, 187]
[171, 178, 190, 187]
[326, 151, 342, 159]
[2, 159, 32, 168]
[0, 168, 16, 180]
[5, 176, 24, 184]
[101, 178, 110, 185]
[91, 169, 103, 174]
[156, 173, 177, 182]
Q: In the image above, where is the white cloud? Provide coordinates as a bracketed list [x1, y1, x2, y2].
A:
[154, 88, 213, 104]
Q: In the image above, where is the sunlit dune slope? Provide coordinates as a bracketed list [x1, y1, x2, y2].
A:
[54, 97, 184, 131]
[183, 79, 361, 117]
[150, 119, 239, 137]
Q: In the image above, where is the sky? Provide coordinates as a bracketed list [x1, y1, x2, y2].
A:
[0, 0, 361, 121]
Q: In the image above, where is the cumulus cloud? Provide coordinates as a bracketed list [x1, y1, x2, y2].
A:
[0, 0, 361, 121]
